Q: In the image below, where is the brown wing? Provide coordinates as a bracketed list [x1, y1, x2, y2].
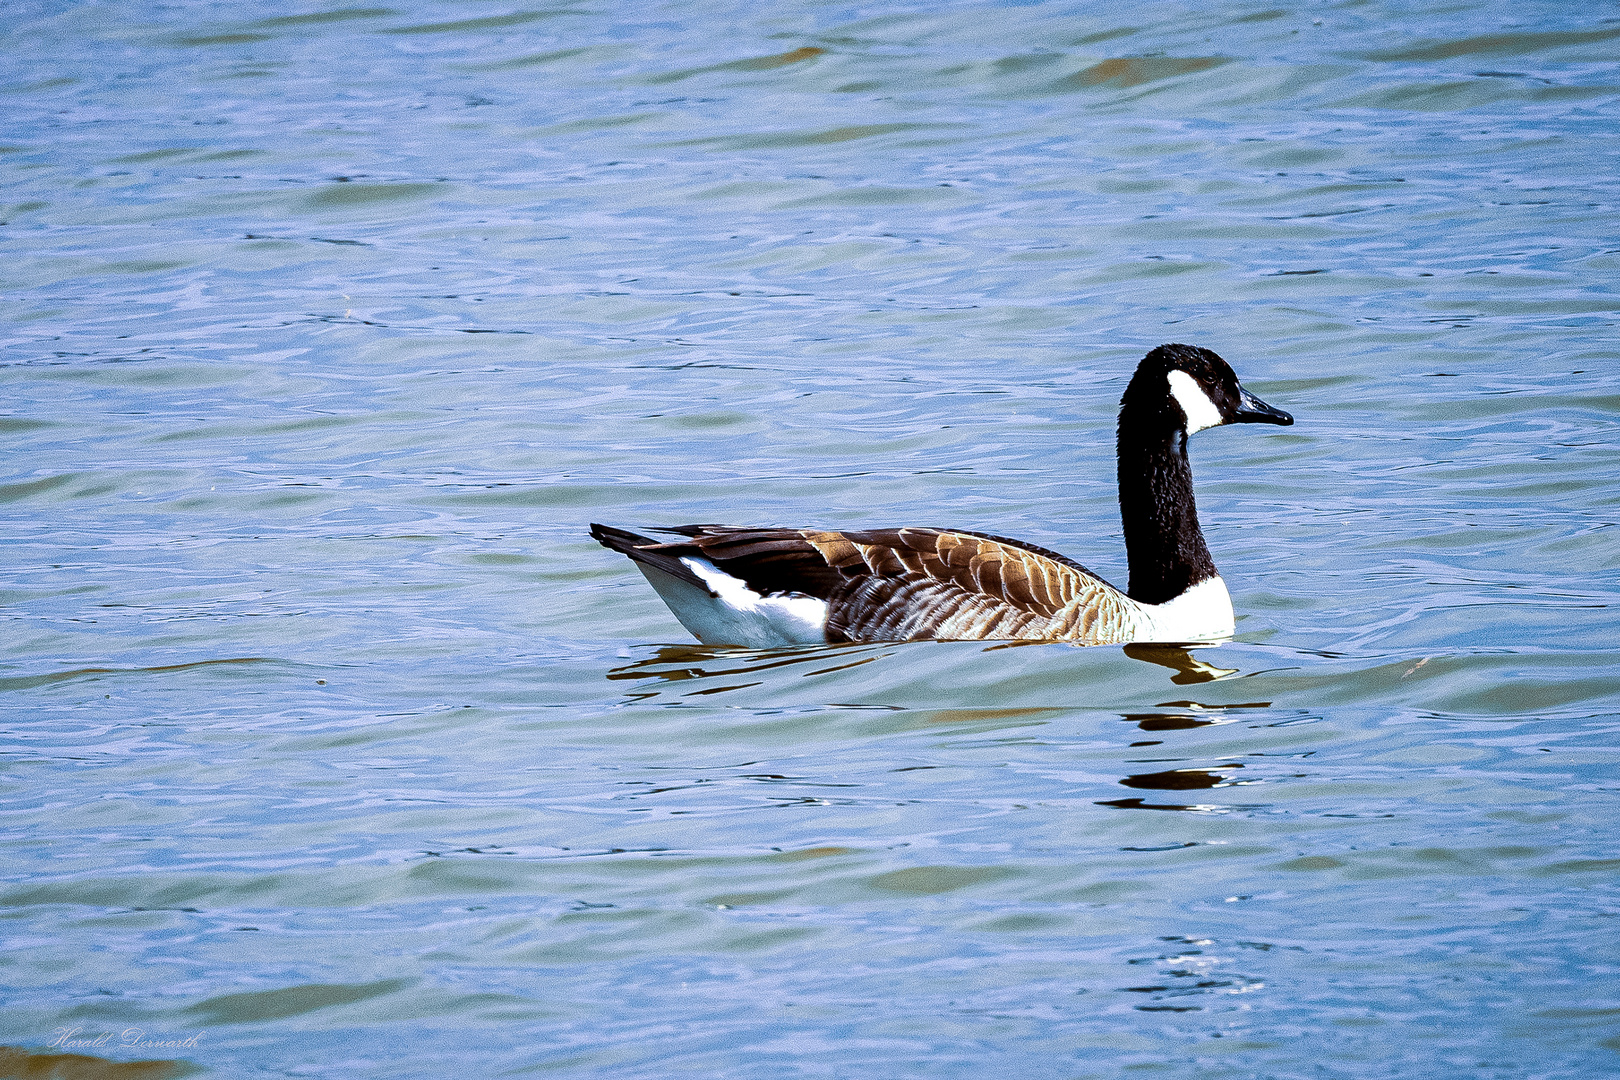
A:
[621, 525, 1143, 645]
[801, 528, 1142, 643]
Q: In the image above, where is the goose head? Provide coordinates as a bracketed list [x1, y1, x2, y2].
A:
[1122, 344, 1293, 436]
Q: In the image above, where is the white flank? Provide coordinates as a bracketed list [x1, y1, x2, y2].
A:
[1167, 370, 1224, 434]
[633, 557, 828, 648]
[1139, 575, 1235, 643]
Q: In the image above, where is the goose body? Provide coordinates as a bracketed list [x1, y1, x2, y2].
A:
[591, 344, 1292, 648]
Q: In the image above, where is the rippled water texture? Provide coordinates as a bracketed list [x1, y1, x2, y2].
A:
[3, 1, 1619, 1076]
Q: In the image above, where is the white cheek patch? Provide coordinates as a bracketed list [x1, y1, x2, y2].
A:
[1166, 370, 1224, 434]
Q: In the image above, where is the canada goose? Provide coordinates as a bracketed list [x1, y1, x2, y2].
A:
[591, 344, 1292, 648]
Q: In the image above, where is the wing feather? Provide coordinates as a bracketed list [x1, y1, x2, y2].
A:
[800, 527, 1143, 644]
[601, 524, 1145, 645]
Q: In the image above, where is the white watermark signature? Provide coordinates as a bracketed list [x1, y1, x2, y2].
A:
[48, 1027, 201, 1051]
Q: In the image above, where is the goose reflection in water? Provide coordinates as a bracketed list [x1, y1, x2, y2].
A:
[1100, 695, 1274, 812]
[1122, 643, 1237, 684]
[604, 641, 1239, 691]
[604, 642, 895, 697]
[604, 643, 1270, 812]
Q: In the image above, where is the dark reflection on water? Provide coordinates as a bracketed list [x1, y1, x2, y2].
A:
[608, 641, 1246, 699]
[604, 642, 901, 703]
[1095, 796, 1252, 812]
[1126, 710, 1220, 730]
[0, 1046, 200, 1080]
[604, 644, 840, 684]
[0, 656, 272, 693]
[1122, 643, 1240, 683]
[1119, 765, 1245, 790]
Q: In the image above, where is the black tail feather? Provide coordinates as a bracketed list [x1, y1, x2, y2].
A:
[589, 522, 659, 553]
[589, 522, 715, 594]
[592, 523, 844, 600]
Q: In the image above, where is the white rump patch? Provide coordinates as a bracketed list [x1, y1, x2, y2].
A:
[632, 557, 827, 648]
[1140, 575, 1235, 643]
[1167, 370, 1224, 435]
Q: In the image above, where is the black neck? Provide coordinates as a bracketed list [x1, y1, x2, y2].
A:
[1117, 420, 1217, 605]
